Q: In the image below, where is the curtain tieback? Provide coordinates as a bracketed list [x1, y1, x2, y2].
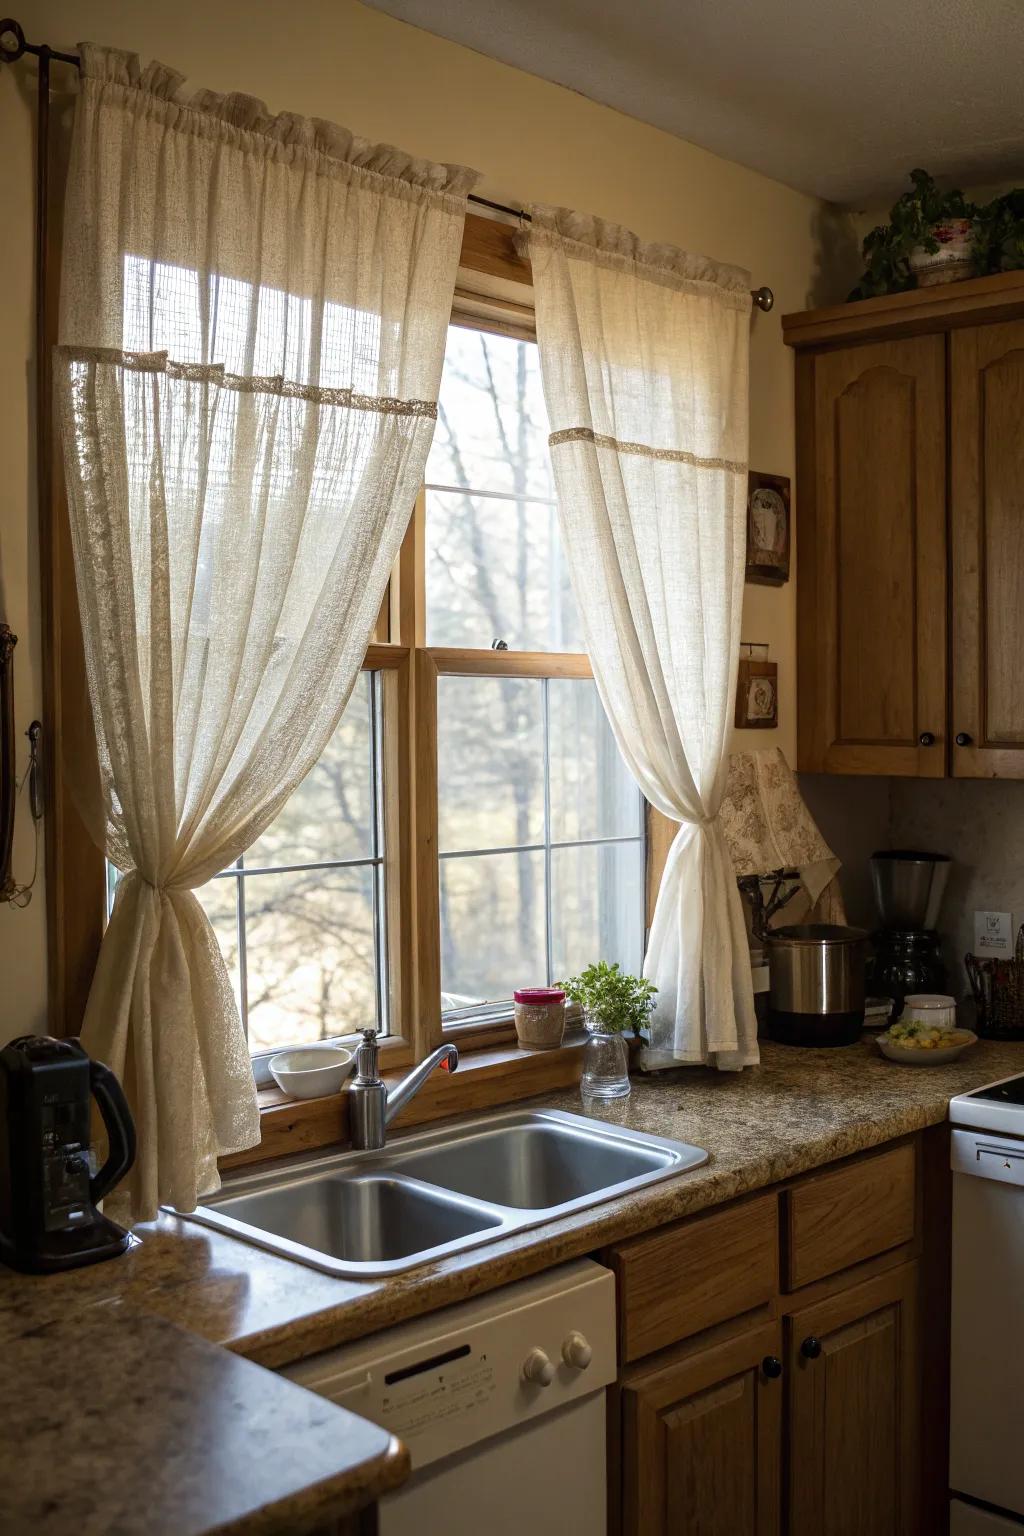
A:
[680, 811, 720, 832]
[120, 868, 188, 895]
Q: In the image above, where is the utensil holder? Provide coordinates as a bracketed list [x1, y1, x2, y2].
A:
[965, 925, 1024, 1040]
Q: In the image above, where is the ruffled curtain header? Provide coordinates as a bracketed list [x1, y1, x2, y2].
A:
[521, 204, 752, 308]
[78, 42, 479, 197]
[62, 43, 479, 382]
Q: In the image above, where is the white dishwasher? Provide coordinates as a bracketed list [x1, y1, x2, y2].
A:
[284, 1259, 617, 1535]
[950, 1074, 1024, 1534]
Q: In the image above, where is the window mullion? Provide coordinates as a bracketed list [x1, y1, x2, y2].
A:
[370, 671, 386, 1034]
[236, 871, 249, 1043]
[542, 675, 554, 987]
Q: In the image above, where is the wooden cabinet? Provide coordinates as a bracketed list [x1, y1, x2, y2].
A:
[783, 1142, 916, 1290]
[950, 319, 1024, 777]
[609, 1140, 929, 1536]
[609, 1193, 777, 1362]
[795, 336, 947, 776]
[786, 269, 1024, 778]
[785, 1264, 919, 1536]
[619, 1320, 782, 1536]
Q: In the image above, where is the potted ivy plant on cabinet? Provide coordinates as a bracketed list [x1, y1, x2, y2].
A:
[849, 169, 975, 299]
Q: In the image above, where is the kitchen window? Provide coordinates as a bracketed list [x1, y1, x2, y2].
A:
[198, 321, 644, 1061]
[426, 325, 645, 1025]
[74, 219, 653, 1129]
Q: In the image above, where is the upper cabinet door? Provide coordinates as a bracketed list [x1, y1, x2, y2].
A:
[796, 336, 947, 775]
[951, 322, 1024, 777]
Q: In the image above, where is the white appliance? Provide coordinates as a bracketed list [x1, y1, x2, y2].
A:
[950, 1073, 1024, 1533]
[284, 1259, 617, 1535]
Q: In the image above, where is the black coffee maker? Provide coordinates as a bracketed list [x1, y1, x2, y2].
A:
[868, 850, 951, 1007]
[0, 1036, 136, 1273]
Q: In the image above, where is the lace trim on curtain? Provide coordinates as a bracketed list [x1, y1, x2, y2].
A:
[549, 426, 746, 474]
[520, 205, 752, 309]
[57, 346, 440, 419]
[78, 42, 480, 207]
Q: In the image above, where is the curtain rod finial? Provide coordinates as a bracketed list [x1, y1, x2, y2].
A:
[751, 286, 775, 313]
[0, 17, 26, 63]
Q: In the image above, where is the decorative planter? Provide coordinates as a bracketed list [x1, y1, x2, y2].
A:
[513, 987, 566, 1050]
[908, 218, 974, 286]
[580, 1015, 631, 1099]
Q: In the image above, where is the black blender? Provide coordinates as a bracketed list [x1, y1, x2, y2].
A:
[868, 849, 951, 1007]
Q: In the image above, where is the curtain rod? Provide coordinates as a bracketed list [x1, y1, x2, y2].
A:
[0, 18, 775, 315]
[471, 195, 774, 312]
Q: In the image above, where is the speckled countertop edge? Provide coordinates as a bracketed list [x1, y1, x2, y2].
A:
[0, 1307, 409, 1536]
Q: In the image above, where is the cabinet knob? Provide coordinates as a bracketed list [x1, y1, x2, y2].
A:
[561, 1331, 593, 1370]
[761, 1355, 783, 1379]
[521, 1347, 556, 1386]
[800, 1336, 822, 1360]
[918, 732, 936, 747]
[955, 732, 973, 747]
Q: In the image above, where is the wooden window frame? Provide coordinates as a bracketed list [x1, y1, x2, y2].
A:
[46, 211, 671, 1162]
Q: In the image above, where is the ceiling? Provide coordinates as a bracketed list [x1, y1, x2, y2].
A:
[363, 0, 1024, 204]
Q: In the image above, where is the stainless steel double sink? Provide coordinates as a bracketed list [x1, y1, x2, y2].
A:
[176, 1108, 708, 1278]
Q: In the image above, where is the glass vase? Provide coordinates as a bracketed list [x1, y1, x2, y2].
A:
[580, 1015, 631, 1100]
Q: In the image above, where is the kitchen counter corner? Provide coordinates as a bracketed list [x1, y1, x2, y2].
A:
[0, 1306, 407, 1536]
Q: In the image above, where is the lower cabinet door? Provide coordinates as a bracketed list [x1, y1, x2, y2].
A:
[619, 1320, 782, 1536]
[785, 1262, 919, 1536]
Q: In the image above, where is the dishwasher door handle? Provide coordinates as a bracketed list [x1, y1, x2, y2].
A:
[978, 1145, 1024, 1173]
[952, 1128, 1024, 1185]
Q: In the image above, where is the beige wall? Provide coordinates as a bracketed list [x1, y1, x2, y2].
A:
[0, 0, 831, 1040]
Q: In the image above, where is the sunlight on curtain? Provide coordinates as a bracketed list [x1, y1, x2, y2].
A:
[57, 43, 476, 1217]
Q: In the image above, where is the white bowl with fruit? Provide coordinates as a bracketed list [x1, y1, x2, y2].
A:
[876, 1017, 977, 1065]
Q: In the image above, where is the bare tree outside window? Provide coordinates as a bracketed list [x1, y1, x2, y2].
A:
[179, 323, 645, 1058]
[196, 671, 384, 1058]
[426, 328, 644, 1012]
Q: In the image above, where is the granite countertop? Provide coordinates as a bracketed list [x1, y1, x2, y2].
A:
[0, 1307, 407, 1536]
[3, 1036, 1023, 1379]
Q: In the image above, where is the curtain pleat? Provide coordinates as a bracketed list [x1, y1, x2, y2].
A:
[524, 205, 757, 1069]
[57, 44, 477, 1218]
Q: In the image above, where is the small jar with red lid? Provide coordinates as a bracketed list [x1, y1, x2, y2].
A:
[513, 987, 566, 1050]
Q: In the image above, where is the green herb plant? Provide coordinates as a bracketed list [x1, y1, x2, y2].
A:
[849, 169, 974, 301]
[559, 960, 657, 1038]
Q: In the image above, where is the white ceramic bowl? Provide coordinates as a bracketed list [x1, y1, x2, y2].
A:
[269, 1045, 353, 1099]
[876, 1029, 977, 1067]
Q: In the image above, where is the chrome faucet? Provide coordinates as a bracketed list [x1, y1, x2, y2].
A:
[349, 1029, 459, 1151]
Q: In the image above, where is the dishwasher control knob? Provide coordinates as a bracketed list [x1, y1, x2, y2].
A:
[561, 1331, 593, 1370]
[522, 1347, 556, 1386]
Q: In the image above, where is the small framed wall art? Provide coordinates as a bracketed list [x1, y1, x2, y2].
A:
[735, 645, 778, 729]
[745, 471, 790, 585]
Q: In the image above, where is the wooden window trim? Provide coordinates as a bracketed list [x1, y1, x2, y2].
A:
[46, 207, 665, 1169]
[221, 1033, 589, 1170]
[459, 213, 532, 289]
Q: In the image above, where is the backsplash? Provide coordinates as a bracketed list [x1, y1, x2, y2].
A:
[798, 774, 1024, 999]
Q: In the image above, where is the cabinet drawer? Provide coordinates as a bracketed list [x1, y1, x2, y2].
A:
[783, 1142, 916, 1291]
[608, 1194, 778, 1363]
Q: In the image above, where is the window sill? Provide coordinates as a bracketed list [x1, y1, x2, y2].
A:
[221, 1031, 587, 1171]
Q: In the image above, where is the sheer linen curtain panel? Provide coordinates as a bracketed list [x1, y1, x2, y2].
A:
[56, 43, 477, 1220]
[524, 208, 757, 1069]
